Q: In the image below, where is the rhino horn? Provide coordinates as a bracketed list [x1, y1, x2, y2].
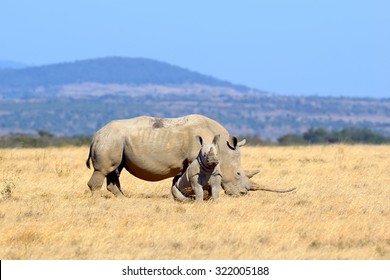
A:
[248, 180, 297, 193]
[245, 169, 260, 179]
[248, 180, 263, 191]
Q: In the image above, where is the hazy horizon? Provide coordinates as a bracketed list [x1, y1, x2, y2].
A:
[1, 0, 388, 98]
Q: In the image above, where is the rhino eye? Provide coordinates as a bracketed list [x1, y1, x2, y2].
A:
[236, 172, 241, 177]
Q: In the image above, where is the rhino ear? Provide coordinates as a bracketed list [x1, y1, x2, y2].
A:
[238, 139, 247, 147]
[212, 134, 220, 145]
[227, 136, 238, 150]
[195, 135, 203, 146]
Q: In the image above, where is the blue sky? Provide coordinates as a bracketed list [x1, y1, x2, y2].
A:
[0, 0, 389, 98]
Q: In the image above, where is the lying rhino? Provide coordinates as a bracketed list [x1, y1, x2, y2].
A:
[86, 114, 294, 197]
[171, 135, 222, 202]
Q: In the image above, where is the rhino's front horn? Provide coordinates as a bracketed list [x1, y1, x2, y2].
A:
[245, 169, 260, 179]
[248, 180, 263, 191]
[248, 180, 297, 193]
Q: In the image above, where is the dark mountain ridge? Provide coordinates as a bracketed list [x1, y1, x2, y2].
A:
[0, 60, 29, 70]
[0, 57, 250, 92]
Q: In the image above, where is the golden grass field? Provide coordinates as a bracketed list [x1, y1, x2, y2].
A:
[0, 145, 389, 260]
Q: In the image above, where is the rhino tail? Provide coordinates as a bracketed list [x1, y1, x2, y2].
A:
[86, 144, 92, 169]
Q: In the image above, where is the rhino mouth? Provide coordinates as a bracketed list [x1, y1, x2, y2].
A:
[201, 154, 218, 167]
[206, 158, 218, 166]
[221, 183, 248, 196]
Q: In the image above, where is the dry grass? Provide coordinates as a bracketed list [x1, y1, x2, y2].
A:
[0, 145, 389, 260]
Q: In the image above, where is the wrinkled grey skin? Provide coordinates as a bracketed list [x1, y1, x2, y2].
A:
[86, 114, 259, 197]
[171, 135, 222, 202]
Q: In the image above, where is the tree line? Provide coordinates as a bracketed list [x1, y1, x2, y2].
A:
[0, 128, 389, 148]
[277, 128, 390, 145]
[0, 130, 91, 148]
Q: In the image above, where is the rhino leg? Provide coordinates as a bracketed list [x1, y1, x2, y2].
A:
[190, 175, 204, 202]
[106, 168, 124, 197]
[210, 183, 221, 203]
[171, 184, 192, 202]
[87, 171, 105, 194]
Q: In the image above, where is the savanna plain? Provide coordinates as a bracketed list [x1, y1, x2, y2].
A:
[0, 145, 389, 259]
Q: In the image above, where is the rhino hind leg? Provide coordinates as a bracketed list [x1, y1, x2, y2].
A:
[106, 169, 124, 197]
[171, 185, 192, 202]
[87, 171, 105, 194]
[171, 176, 192, 203]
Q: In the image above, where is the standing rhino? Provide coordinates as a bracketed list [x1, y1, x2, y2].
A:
[86, 114, 293, 197]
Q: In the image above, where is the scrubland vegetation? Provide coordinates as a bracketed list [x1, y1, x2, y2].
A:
[1, 58, 389, 139]
[0, 145, 389, 259]
[1, 127, 389, 148]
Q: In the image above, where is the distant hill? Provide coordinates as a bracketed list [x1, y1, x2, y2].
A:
[0, 57, 249, 91]
[0, 60, 29, 69]
[0, 57, 389, 140]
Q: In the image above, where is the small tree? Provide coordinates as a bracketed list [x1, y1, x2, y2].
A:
[303, 128, 329, 144]
[37, 130, 54, 138]
[277, 134, 305, 145]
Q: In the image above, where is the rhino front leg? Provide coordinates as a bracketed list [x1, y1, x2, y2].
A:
[210, 175, 222, 202]
[190, 175, 204, 202]
[106, 170, 124, 197]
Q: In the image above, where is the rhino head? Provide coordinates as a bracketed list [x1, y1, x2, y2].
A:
[219, 136, 260, 196]
[195, 134, 220, 168]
